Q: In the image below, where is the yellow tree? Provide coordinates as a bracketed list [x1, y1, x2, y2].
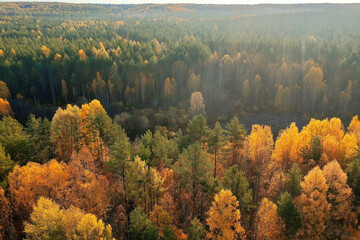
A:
[50, 104, 82, 162]
[41, 45, 51, 58]
[206, 189, 245, 240]
[80, 99, 115, 163]
[24, 197, 64, 240]
[247, 124, 274, 201]
[273, 122, 306, 171]
[348, 115, 360, 145]
[256, 198, 285, 240]
[298, 166, 330, 240]
[323, 160, 357, 239]
[78, 49, 87, 62]
[163, 77, 176, 104]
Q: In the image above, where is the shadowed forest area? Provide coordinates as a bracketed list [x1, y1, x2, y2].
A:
[1, 2, 360, 240]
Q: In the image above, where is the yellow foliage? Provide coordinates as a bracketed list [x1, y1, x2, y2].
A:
[206, 189, 245, 240]
[256, 198, 285, 239]
[79, 49, 87, 61]
[54, 53, 62, 62]
[273, 122, 305, 170]
[299, 166, 330, 240]
[41, 45, 50, 58]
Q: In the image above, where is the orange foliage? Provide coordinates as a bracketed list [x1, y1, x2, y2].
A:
[0, 98, 13, 117]
[41, 45, 50, 58]
[8, 160, 70, 220]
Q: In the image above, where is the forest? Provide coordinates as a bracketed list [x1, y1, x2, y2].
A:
[1, 2, 360, 240]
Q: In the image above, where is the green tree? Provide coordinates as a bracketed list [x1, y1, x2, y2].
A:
[208, 121, 225, 178]
[26, 114, 52, 164]
[223, 165, 253, 212]
[129, 207, 159, 240]
[225, 116, 246, 166]
[0, 143, 13, 188]
[188, 218, 206, 240]
[284, 163, 302, 197]
[185, 114, 209, 146]
[0, 116, 31, 165]
[106, 126, 132, 180]
[277, 191, 302, 237]
[175, 143, 214, 218]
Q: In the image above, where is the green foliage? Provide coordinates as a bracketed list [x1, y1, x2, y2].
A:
[0, 143, 13, 189]
[223, 165, 253, 212]
[185, 115, 209, 146]
[188, 218, 206, 240]
[0, 116, 31, 165]
[285, 163, 303, 197]
[106, 126, 132, 178]
[277, 191, 302, 237]
[301, 136, 322, 163]
[137, 129, 178, 167]
[129, 207, 159, 240]
[346, 158, 360, 208]
[26, 114, 52, 163]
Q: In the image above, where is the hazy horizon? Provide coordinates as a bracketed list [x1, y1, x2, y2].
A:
[1, 0, 360, 5]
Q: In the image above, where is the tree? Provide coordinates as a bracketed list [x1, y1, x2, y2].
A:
[66, 149, 111, 218]
[273, 123, 305, 171]
[106, 126, 132, 180]
[323, 160, 357, 239]
[284, 163, 302, 197]
[0, 143, 13, 188]
[41, 45, 51, 58]
[189, 91, 205, 116]
[247, 124, 273, 202]
[8, 160, 70, 220]
[26, 114, 51, 164]
[208, 121, 225, 177]
[298, 166, 330, 240]
[0, 98, 12, 117]
[206, 189, 245, 240]
[175, 143, 213, 219]
[24, 197, 65, 240]
[76, 213, 112, 240]
[277, 191, 301, 237]
[223, 166, 253, 212]
[0, 81, 10, 99]
[0, 187, 15, 240]
[163, 77, 176, 104]
[256, 198, 285, 240]
[149, 204, 173, 238]
[185, 114, 209, 145]
[188, 218, 205, 240]
[187, 73, 201, 94]
[125, 156, 164, 213]
[225, 116, 246, 166]
[50, 105, 82, 162]
[62, 206, 85, 240]
[346, 158, 360, 212]
[129, 207, 159, 240]
[0, 116, 31, 165]
[80, 100, 117, 163]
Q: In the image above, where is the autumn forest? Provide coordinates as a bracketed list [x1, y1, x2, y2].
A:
[1, 2, 360, 240]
